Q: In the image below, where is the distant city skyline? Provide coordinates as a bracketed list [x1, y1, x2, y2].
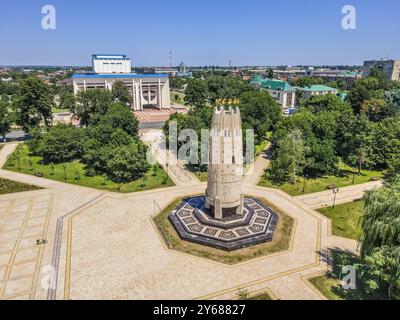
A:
[1, 0, 399, 67]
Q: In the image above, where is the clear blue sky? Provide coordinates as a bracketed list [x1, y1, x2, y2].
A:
[0, 0, 399, 66]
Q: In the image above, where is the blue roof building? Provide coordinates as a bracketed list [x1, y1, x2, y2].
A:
[72, 54, 171, 111]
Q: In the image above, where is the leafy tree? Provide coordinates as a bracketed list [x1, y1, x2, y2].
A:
[361, 98, 395, 122]
[266, 68, 274, 79]
[347, 76, 393, 114]
[271, 107, 339, 177]
[340, 114, 372, 174]
[300, 94, 351, 114]
[108, 128, 134, 147]
[206, 76, 253, 103]
[106, 142, 150, 186]
[385, 89, 400, 108]
[170, 77, 186, 90]
[184, 79, 209, 107]
[383, 89, 400, 119]
[82, 126, 137, 176]
[111, 81, 132, 105]
[0, 99, 13, 141]
[386, 157, 400, 184]
[239, 91, 282, 144]
[73, 89, 113, 126]
[361, 181, 400, 256]
[82, 141, 111, 176]
[13, 77, 54, 131]
[269, 130, 305, 183]
[291, 77, 324, 88]
[99, 103, 139, 137]
[162, 112, 189, 149]
[326, 80, 348, 91]
[162, 107, 212, 173]
[37, 124, 85, 164]
[56, 84, 75, 111]
[84, 121, 115, 145]
[0, 81, 19, 96]
[368, 67, 400, 90]
[306, 138, 339, 176]
[26, 127, 45, 156]
[356, 246, 400, 300]
[368, 118, 400, 168]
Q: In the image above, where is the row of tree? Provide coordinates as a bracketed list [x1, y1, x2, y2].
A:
[163, 77, 282, 172]
[26, 101, 148, 186]
[269, 72, 400, 183]
[0, 77, 134, 139]
[0, 76, 150, 187]
[183, 75, 254, 108]
[355, 173, 400, 299]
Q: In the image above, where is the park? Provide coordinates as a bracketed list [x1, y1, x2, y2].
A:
[0, 55, 399, 301]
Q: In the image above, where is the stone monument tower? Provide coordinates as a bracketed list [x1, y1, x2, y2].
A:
[205, 105, 244, 220]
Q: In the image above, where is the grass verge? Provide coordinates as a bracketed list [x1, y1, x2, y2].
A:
[308, 250, 386, 300]
[259, 165, 383, 196]
[0, 178, 41, 195]
[317, 200, 363, 240]
[4, 144, 174, 193]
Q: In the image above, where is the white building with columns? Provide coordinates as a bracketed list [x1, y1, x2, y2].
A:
[72, 54, 171, 111]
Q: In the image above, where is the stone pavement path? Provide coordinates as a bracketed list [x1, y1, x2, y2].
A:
[0, 143, 18, 168]
[140, 129, 201, 186]
[0, 142, 379, 300]
[243, 145, 271, 186]
[295, 180, 383, 209]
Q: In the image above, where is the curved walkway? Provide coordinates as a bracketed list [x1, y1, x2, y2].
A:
[243, 145, 271, 186]
[295, 181, 383, 209]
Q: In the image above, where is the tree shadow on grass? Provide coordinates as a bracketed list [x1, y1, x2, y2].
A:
[317, 248, 386, 300]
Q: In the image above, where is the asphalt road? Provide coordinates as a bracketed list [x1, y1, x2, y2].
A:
[4, 130, 28, 141]
[138, 121, 165, 129]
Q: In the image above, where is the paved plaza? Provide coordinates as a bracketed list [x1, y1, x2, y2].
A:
[0, 140, 381, 300]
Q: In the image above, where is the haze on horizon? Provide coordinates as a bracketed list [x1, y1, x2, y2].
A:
[0, 0, 399, 67]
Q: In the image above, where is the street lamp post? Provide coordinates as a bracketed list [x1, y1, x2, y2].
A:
[302, 174, 308, 193]
[332, 188, 340, 209]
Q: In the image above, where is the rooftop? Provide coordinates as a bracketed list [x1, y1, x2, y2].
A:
[92, 54, 130, 61]
[251, 75, 296, 92]
[298, 85, 339, 92]
[72, 73, 169, 79]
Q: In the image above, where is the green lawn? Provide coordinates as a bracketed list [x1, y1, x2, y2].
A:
[193, 171, 208, 182]
[309, 250, 386, 300]
[235, 289, 272, 300]
[4, 144, 174, 193]
[171, 90, 186, 104]
[309, 275, 345, 300]
[317, 201, 364, 240]
[0, 178, 41, 195]
[52, 107, 70, 114]
[154, 197, 294, 265]
[247, 292, 272, 300]
[259, 165, 383, 196]
[255, 140, 269, 156]
[0, 144, 3, 150]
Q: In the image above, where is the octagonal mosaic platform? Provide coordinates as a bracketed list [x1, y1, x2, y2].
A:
[169, 196, 279, 251]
